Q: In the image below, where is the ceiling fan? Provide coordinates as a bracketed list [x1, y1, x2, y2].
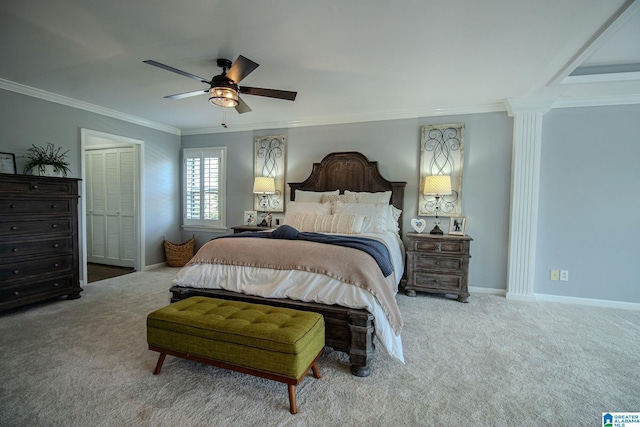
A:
[143, 55, 297, 114]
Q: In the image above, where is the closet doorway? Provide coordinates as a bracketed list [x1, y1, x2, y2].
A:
[80, 129, 144, 285]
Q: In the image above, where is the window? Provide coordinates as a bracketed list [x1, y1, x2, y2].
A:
[183, 147, 226, 229]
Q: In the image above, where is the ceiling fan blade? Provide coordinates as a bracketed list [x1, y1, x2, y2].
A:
[143, 60, 211, 84]
[164, 89, 209, 100]
[235, 96, 252, 114]
[239, 86, 297, 101]
[226, 55, 259, 84]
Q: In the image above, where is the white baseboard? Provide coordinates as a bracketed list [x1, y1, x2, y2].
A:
[143, 262, 169, 271]
[469, 286, 506, 297]
[534, 293, 640, 311]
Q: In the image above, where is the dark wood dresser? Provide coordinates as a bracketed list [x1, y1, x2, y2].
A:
[405, 233, 472, 302]
[0, 174, 82, 312]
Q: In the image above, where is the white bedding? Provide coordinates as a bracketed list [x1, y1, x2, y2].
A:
[172, 230, 405, 363]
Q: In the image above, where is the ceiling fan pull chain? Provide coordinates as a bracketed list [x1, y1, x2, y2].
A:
[222, 107, 228, 128]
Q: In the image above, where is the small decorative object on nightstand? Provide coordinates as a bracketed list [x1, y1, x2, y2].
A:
[231, 225, 272, 234]
[405, 232, 472, 302]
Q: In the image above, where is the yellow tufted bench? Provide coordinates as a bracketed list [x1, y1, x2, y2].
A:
[146, 296, 325, 414]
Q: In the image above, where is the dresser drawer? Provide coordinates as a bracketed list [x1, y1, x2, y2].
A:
[0, 255, 73, 282]
[0, 276, 74, 303]
[410, 272, 463, 292]
[0, 217, 72, 237]
[0, 198, 73, 214]
[0, 177, 77, 196]
[407, 239, 467, 255]
[409, 253, 464, 272]
[0, 236, 73, 258]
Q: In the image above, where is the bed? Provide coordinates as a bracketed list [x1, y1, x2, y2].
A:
[170, 151, 407, 376]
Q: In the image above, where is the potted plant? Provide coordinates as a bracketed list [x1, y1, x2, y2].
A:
[23, 143, 71, 177]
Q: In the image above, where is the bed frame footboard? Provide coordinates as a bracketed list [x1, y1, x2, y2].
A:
[169, 285, 375, 377]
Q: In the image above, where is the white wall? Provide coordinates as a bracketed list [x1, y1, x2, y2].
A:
[0, 89, 182, 267]
[535, 104, 640, 303]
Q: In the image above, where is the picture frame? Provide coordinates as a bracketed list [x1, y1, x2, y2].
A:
[0, 152, 17, 174]
[448, 216, 466, 235]
[244, 210, 257, 225]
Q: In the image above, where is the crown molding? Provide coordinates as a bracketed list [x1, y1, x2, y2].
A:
[182, 102, 507, 135]
[552, 93, 640, 108]
[0, 78, 181, 136]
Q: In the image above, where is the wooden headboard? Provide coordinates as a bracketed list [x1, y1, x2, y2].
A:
[289, 152, 407, 234]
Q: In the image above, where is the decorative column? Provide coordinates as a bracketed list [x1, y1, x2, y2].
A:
[504, 98, 553, 301]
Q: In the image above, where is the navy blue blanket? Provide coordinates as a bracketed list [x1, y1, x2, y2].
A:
[219, 225, 394, 277]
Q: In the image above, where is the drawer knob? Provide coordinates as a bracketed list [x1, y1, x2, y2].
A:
[11, 226, 18, 230]
[53, 243, 60, 248]
[51, 204, 57, 208]
[13, 270, 19, 274]
[54, 263, 60, 268]
[33, 185, 39, 189]
[435, 261, 440, 266]
[14, 291, 20, 296]
[53, 282, 60, 287]
[12, 248, 18, 252]
[10, 204, 16, 209]
[52, 224, 58, 228]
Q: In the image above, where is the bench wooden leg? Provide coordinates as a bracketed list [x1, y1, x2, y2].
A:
[311, 361, 321, 379]
[153, 353, 167, 375]
[288, 384, 297, 414]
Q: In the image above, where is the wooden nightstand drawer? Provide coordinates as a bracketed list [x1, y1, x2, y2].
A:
[408, 239, 467, 254]
[410, 272, 463, 292]
[409, 253, 464, 272]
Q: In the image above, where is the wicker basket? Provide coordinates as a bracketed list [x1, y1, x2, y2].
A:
[163, 235, 195, 267]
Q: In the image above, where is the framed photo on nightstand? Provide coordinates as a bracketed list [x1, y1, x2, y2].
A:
[449, 216, 466, 235]
[244, 210, 257, 225]
[0, 152, 16, 174]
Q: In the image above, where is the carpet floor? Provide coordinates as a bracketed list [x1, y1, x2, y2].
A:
[0, 266, 638, 426]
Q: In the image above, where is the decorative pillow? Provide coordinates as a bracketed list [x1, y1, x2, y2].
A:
[286, 201, 331, 215]
[283, 213, 364, 234]
[387, 205, 402, 233]
[294, 189, 339, 203]
[320, 193, 356, 204]
[332, 202, 389, 233]
[344, 190, 392, 204]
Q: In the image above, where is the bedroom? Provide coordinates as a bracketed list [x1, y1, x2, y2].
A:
[0, 0, 639, 424]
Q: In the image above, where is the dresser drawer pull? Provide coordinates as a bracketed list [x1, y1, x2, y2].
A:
[14, 291, 20, 296]
[53, 282, 60, 287]
[54, 263, 60, 268]
[53, 243, 60, 248]
[52, 224, 58, 228]
[14, 269, 19, 274]
[12, 248, 18, 252]
[51, 204, 58, 209]
[32, 185, 39, 189]
[435, 261, 441, 266]
[11, 226, 18, 230]
[435, 243, 442, 252]
[10, 204, 16, 209]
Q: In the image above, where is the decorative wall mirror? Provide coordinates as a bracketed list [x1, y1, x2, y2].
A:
[254, 135, 285, 212]
[418, 123, 465, 216]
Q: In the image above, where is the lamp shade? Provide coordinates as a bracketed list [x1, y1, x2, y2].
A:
[253, 177, 275, 194]
[423, 175, 452, 196]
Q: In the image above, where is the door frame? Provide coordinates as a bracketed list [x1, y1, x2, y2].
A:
[80, 129, 145, 286]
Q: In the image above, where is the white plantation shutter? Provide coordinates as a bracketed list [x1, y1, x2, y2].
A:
[183, 147, 226, 228]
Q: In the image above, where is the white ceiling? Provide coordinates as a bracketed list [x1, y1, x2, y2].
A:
[1, 0, 639, 134]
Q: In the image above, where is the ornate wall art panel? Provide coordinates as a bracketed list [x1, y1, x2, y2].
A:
[254, 135, 286, 212]
[418, 123, 465, 216]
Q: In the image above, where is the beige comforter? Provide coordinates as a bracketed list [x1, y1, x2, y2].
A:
[187, 236, 403, 334]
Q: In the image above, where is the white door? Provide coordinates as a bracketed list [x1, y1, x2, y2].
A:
[86, 147, 135, 267]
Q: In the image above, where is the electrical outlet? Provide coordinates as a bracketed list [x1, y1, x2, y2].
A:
[560, 270, 569, 281]
[550, 270, 559, 281]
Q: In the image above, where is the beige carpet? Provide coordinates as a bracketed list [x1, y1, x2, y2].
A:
[1, 266, 638, 426]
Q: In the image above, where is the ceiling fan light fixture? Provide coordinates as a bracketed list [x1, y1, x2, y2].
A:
[209, 85, 238, 108]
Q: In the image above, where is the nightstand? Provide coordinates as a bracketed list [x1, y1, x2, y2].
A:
[405, 233, 472, 302]
[231, 225, 272, 234]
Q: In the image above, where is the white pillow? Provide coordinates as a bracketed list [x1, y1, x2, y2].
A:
[332, 202, 389, 233]
[294, 189, 339, 203]
[283, 213, 364, 234]
[344, 190, 392, 204]
[387, 205, 402, 233]
[286, 201, 331, 215]
[320, 193, 356, 203]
